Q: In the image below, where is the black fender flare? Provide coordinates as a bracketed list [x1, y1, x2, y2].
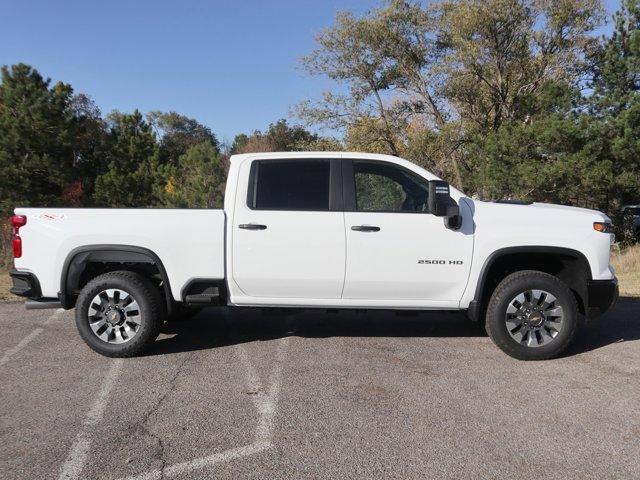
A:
[467, 246, 591, 321]
[59, 244, 174, 314]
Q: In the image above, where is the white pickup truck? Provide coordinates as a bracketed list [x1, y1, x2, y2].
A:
[9, 152, 618, 360]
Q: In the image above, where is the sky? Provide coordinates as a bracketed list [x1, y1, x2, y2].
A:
[0, 0, 623, 145]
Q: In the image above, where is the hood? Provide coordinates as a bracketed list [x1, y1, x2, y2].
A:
[464, 199, 611, 236]
[526, 202, 610, 221]
[467, 199, 610, 222]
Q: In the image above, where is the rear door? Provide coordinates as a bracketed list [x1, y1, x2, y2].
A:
[341, 159, 473, 305]
[231, 158, 346, 299]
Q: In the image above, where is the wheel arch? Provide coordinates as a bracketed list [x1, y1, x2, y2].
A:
[60, 244, 174, 314]
[468, 246, 591, 321]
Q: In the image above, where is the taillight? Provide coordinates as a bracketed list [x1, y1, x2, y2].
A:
[10, 215, 26, 258]
[12, 235, 22, 258]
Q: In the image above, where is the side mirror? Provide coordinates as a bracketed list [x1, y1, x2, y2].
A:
[428, 180, 462, 230]
[428, 180, 453, 216]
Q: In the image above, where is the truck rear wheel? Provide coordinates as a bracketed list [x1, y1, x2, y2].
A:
[75, 271, 163, 357]
[485, 270, 579, 360]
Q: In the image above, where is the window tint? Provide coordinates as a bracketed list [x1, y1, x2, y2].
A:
[252, 160, 331, 210]
[353, 161, 429, 213]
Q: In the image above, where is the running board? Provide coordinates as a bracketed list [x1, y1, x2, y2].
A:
[26, 298, 63, 310]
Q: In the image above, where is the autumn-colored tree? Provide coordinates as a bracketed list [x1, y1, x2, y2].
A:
[230, 119, 327, 154]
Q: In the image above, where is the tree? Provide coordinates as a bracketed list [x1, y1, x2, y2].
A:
[230, 119, 324, 154]
[588, 0, 640, 220]
[146, 111, 220, 204]
[299, 0, 607, 195]
[0, 64, 77, 213]
[591, 0, 640, 114]
[147, 111, 219, 164]
[296, 6, 406, 156]
[69, 93, 109, 203]
[437, 0, 604, 130]
[160, 142, 226, 208]
[93, 110, 158, 207]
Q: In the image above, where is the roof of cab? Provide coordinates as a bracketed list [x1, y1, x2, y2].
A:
[228, 151, 405, 164]
[227, 151, 464, 198]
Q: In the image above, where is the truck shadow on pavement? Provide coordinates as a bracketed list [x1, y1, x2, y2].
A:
[148, 297, 640, 358]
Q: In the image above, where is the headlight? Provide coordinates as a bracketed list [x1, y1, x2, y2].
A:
[593, 222, 613, 233]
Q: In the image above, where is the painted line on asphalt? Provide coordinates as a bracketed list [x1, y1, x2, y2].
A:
[118, 336, 291, 480]
[58, 358, 124, 480]
[255, 336, 289, 444]
[0, 308, 64, 368]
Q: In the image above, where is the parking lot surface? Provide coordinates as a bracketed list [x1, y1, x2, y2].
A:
[0, 299, 639, 479]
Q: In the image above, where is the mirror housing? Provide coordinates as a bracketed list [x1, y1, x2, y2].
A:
[428, 180, 453, 217]
[428, 180, 462, 230]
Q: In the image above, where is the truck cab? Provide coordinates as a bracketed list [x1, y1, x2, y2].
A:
[227, 153, 473, 309]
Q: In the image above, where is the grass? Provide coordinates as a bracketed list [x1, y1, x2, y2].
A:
[0, 270, 19, 303]
[0, 245, 638, 303]
[612, 243, 640, 298]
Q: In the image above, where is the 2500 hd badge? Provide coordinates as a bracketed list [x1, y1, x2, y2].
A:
[418, 259, 464, 265]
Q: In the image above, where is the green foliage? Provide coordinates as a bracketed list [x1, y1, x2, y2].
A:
[0, 64, 76, 213]
[93, 110, 158, 207]
[160, 142, 226, 208]
[592, 0, 640, 113]
[148, 111, 219, 164]
[437, 0, 603, 129]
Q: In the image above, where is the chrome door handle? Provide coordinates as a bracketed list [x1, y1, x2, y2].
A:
[351, 225, 380, 232]
[239, 223, 267, 230]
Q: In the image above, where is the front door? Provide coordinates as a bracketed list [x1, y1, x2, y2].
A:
[342, 159, 473, 305]
[232, 158, 345, 299]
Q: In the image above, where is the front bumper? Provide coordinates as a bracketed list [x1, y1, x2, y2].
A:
[586, 277, 619, 319]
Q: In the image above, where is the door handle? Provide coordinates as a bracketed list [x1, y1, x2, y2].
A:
[351, 225, 380, 232]
[239, 223, 267, 230]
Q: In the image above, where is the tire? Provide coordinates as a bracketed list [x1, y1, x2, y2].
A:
[75, 271, 163, 357]
[485, 270, 578, 361]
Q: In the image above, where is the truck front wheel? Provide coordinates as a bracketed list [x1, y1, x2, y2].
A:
[75, 271, 163, 357]
[485, 270, 579, 360]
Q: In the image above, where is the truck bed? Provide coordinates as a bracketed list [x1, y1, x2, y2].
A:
[13, 208, 226, 301]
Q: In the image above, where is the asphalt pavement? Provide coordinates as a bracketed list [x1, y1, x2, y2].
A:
[0, 298, 639, 479]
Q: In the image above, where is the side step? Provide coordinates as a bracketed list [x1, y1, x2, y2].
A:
[183, 282, 224, 306]
[185, 293, 220, 305]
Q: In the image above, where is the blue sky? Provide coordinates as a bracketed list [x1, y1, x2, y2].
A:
[0, 0, 622, 144]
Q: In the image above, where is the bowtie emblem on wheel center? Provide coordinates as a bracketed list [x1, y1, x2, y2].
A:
[528, 312, 545, 327]
[106, 309, 122, 325]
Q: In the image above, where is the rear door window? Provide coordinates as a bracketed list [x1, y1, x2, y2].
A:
[249, 160, 331, 211]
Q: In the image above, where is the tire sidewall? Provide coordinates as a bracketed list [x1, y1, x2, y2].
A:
[75, 272, 160, 356]
[487, 272, 578, 360]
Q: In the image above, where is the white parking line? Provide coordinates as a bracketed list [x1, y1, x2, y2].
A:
[118, 336, 291, 480]
[58, 358, 124, 480]
[255, 336, 289, 444]
[0, 308, 64, 368]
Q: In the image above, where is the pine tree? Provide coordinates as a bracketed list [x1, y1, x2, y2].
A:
[0, 64, 76, 213]
[93, 110, 158, 207]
